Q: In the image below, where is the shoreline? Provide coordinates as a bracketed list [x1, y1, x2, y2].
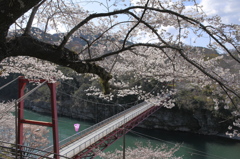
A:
[217, 133, 240, 141]
[25, 108, 240, 142]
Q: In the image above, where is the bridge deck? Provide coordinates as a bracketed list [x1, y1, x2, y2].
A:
[46, 101, 157, 158]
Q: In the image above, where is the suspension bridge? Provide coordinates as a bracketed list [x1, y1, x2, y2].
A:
[0, 77, 166, 158]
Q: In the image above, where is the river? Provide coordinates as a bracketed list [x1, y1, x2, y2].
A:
[24, 110, 240, 159]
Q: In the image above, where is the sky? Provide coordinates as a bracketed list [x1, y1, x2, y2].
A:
[67, 0, 240, 50]
[81, 0, 240, 24]
[199, 0, 240, 24]
[49, 0, 240, 49]
[189, 0, 240, 48]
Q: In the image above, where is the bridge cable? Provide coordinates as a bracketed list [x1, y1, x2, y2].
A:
[0, 140, 70, 159]
[60, 81, 142, 106]
[0, 76, 19, 90]
[1, 81, 47, 119]
[60, 77, 168, 106]
[58, 90, 115, 106]
[17, 80, 47, 104]
[55, 86, 162, 126]
[2, 79, 164, 149]
[57, 90, 139, 125]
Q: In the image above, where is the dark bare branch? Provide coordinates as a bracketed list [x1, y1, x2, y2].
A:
[122, 0, 150, 48]
[58, 10, 130, 49]
[24, 0, 47, 36]
[5, 36, 112, 94]
[0, 0, 41, 38]
[84, 43, 173, 62]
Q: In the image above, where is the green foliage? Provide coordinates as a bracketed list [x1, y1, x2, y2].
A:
[27, 85, 50, 102]
[175, 84, 232, 120]
[99, 78, 110, 95]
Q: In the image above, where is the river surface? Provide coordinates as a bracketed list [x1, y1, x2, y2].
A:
[24, 110, 240, 159]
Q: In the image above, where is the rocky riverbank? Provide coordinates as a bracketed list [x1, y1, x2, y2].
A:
[25, 98, 232, 136]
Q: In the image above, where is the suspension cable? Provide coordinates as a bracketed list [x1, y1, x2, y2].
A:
[0, 140, 70, 159]
[0, 76, 19, 90]
[17, 80, 47, 103]
[2, 80, 47, 116]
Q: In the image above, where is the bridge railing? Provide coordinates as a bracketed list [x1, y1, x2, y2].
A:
[42, 102, 146, 154]
[0, 140, 70, 159]
[59, 101, 147, 147]
[62, 102, 155, 158]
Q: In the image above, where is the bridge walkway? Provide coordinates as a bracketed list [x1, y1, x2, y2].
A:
[43, 100, 162, 158]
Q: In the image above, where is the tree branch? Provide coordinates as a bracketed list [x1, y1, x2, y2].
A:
[122, 0, 150, 49]
[23, 0, 46, 36]
[0, 0, 41, 57]
[5, 36, 112, 94]
[58, 10, 130, 49]
[0, 0, 41, 37]
[84, 43, 172, 62]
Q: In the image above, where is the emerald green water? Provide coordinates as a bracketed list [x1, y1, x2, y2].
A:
[24, 110, 240, 159]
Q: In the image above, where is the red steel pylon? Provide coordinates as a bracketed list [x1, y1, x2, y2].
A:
[17, 77, 59, 159]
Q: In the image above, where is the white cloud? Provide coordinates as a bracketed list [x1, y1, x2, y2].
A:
[130, 0, 240, 24]
[200, 0, 240, 24]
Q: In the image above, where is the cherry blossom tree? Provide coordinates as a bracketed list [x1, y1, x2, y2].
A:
[97, 142, 182, 159]
[21, 124, 49, 158]
[0, 101, 15, 145]
[0, 0, 240, 137]
[0, 102, 50, 158]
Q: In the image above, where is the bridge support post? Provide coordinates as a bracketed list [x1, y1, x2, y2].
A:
[47, 82, 60, 159]
[17, 77, 59, 159]
[17, 78, 27, 157]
